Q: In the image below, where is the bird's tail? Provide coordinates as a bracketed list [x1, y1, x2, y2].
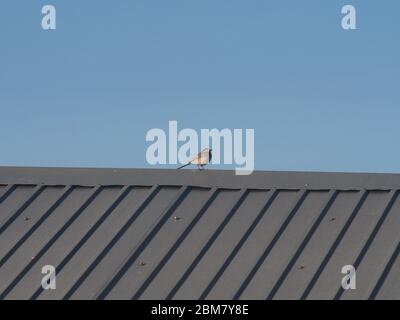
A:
[177, 163, 190, 169]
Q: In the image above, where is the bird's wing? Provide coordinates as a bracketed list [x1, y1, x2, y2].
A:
[189, 150, 202, 164]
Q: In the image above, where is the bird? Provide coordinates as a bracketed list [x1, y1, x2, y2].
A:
[178, 148, 212, 170]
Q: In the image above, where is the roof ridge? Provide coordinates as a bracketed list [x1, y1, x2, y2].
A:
[0, 166, 399, 190]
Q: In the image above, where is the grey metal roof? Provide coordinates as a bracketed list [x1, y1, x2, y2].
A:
[1, 166, 400, 300]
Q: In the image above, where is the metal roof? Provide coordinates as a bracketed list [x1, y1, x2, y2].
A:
[1, 166, 400, 300]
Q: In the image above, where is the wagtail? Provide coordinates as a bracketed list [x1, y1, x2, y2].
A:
[178, 148, 212, 170]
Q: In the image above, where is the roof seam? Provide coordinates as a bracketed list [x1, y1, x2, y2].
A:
[301, 190, 369, 299]
[0, 185, 75, 270]
[96, 186, 191, 300]
[132, 187, 220, 300]
[234, 189, 309, 299]
[166, 188, 249, 300]
[267, 189, 339, 299]
[200, 189, 279, 299]
[0, 185, 46, 236]
[342, 190, 399, 300]
[0, 184, 17, 205]
[31, 186, 133, 299]
[63, 185, 161, 299]
[369, 231, 400, 299]
[0, 186, 103, 299]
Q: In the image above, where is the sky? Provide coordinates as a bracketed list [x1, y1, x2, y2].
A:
[0, 0, 399, 173]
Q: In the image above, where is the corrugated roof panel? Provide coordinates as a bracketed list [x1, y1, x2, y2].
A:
[204, 189, 279, 300]
[68, 186, 180, 299]
[265, 190, 336, 300]
[204, 190, 308, 299]
[306, 191, 390, 300]
[0, 186, 95, 297]
[1, 167, 400, 300]
[194, 190, 273, 300]
[341, 191, 400, 300]
[62, 186, 161, 299]
[0, 185, 6, 197]
[272, 191, 359, 299]
[132, 187, 219, 300]
[39, 186, 153, 299]
[174, 189, 269, 300]
[0, 186, 67, 261]
[0, 185, 42, 233]
[373, 241, 400, 300]
[239, 190, 329, 299]
[139, 189, 244, 300]
[106, 187, 211, 300]
[30, 186, 133, 299]
[5, 186, 123, 299]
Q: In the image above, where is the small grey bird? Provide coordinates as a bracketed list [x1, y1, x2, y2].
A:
[178, 148, 212, 170]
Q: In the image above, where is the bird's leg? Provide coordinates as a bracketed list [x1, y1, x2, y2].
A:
[198, 165, 204, 170]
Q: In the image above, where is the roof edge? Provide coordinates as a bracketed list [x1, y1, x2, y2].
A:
[0, 166, 400, 190]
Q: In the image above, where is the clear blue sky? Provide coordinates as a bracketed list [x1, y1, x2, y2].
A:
[0, 0, 399, 172]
